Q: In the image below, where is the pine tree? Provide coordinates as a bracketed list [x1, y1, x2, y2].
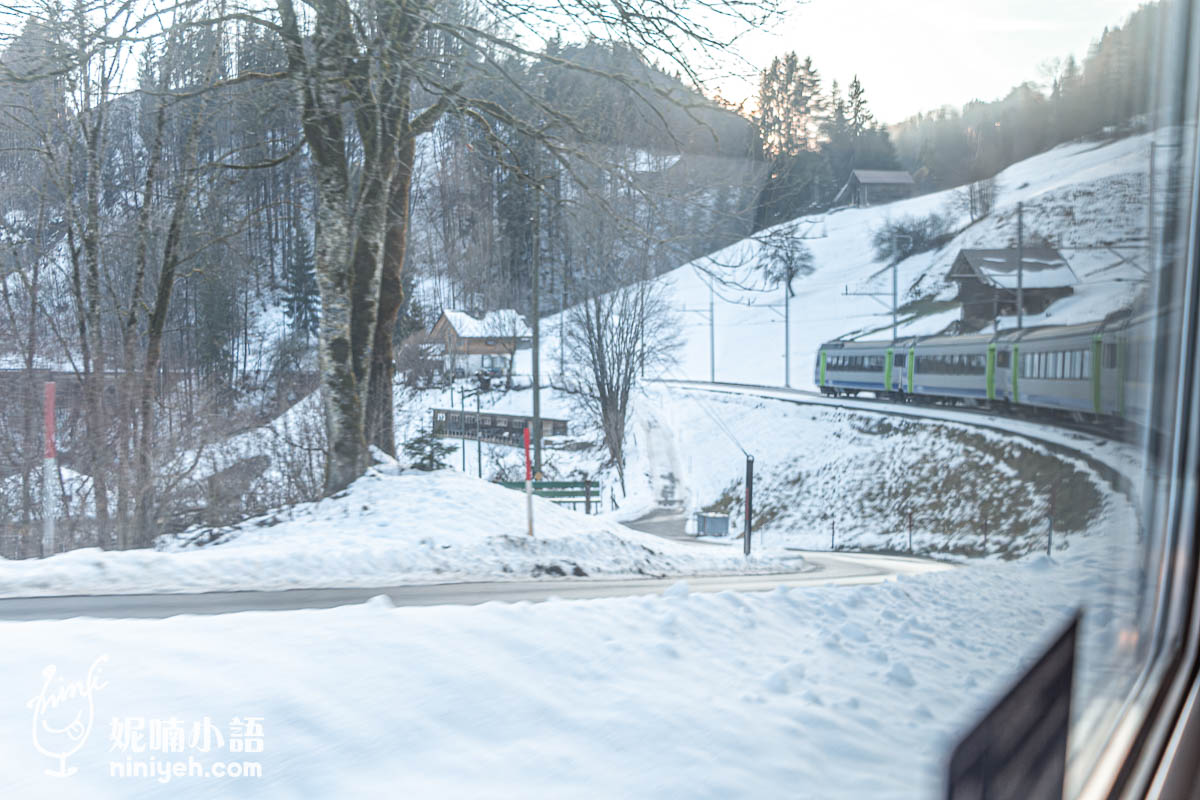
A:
[753, 52, 830, 227]
[847, 75, 873, 136]
[283, 231, 319, 339]
[402, 430, 458, 471]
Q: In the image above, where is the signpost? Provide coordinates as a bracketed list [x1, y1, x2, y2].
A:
[743, 455, 754, 556]
[42, 381, 55, 557]
[523, 427, 534, 537]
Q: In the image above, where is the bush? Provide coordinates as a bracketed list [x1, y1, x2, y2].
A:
[872, 213, 955, 264]
[402, 430, 457, 471]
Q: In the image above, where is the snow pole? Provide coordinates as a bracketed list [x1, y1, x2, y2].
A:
[524, 426, 534, 537]
[1047, 486, 1055, 557]
[743, 455, 754, 556]
[42, 381, 56, 557]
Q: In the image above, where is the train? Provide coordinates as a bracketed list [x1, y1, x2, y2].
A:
[815, 307, 1162, 424]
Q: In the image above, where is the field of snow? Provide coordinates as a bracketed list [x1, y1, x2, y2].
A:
[0, 533, 1141, 800]
[0, 463, 797, 599]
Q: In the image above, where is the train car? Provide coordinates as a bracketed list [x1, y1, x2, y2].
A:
[816, 338, 921, 398]
[1120, 309, 1161, 426]
[1005, 321, 1100, 415]
[909, 332, 995, 404]
[815, 340, 890, 397]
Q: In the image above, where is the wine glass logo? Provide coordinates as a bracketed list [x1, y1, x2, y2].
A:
[26, 655, 109, 777]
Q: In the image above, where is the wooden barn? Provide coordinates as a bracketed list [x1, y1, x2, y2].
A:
[947, 248, 1078, 329]
[832, 169, 915, 207]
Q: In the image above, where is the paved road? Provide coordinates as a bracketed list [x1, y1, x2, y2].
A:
[0, 551, 949, 620]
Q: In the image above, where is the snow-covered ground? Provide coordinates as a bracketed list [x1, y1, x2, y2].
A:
[633, 385, 1130, 557]
[0, 465, 803, 598]
[0, 533, 1140, 800]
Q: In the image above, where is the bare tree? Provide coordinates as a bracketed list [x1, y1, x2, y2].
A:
[561, 278, 679, 494]
[755, 223, 815, 297]
[261, 0, 782, 492]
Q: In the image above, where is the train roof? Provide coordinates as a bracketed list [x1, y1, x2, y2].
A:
[995, 320, 1102, 343]
[819, 337, 918, 351]
[909, 331, 999, 348]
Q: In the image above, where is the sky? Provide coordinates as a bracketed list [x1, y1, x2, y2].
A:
[713, 0, 1149, 124]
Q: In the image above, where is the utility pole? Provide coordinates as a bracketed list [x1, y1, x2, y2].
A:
[784, 282, 791, 388]
[843, 233, 909, 342]
[460, 387, 466, 472]
[1016, 201, 1024, 329]
[531, 159, 543, 476]
[42, 382, 56, 557]
[708, 276, 715, 382]
[892, 234, 911, 342]
[892, 253, 898, 341]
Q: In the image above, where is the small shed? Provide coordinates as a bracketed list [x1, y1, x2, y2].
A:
[947, 248, 1078, 328]
[832, 169, 915, 207]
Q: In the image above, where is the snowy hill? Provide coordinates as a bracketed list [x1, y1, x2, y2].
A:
[574, 134, 1152, 390]
[0, 465, 794, 597]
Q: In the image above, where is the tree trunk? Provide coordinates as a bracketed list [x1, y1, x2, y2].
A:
[366, 135, 416, 457]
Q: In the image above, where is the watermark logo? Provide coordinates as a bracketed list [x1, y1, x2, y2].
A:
[26, 655, 109, 777]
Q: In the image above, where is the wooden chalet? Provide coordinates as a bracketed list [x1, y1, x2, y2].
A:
[832, 169, 915, 207]
[429, 310, 532, 376]
[947, 248, 1078, 328]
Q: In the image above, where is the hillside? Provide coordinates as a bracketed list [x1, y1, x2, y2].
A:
[576, 133, 1151, 389]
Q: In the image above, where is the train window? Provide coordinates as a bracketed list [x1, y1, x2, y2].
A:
[894, 353, 905, 368]
[997, 351, 1010, 369]
[1104, 342, 1119, 369]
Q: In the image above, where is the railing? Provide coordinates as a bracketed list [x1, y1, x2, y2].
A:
[497, 480, 600, 515]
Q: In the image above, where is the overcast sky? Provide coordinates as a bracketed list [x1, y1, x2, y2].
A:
[712, 0, 1149, 124]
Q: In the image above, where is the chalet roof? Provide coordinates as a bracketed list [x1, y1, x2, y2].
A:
[847, 169, 914, 186]
[949, 248, 1078, 290]
[438, 309, 532, 339]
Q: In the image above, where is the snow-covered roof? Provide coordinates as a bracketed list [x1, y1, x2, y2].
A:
[849, 169, 914, 186]
[440, 309, 532, 339]
[951, 248, 1078, 290]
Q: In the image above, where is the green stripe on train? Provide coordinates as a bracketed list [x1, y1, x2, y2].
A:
[1011, 345, 1020, 403]
[884, 348, 894, 390]
[1117, 337, 1126, 416]
[1091, 334, 1103, 414]
[907, 347, 915, 393]
[819, 350, 826, 386]
[986, 343, 996, 401]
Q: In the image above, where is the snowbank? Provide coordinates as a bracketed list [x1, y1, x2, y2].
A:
[0, 468, 791, 598]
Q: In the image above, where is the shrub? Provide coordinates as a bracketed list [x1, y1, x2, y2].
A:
[872, 213, 955, 263]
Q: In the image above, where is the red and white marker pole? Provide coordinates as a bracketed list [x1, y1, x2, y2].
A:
[42, 381, 56, 556]
[523, 426, 534, 537]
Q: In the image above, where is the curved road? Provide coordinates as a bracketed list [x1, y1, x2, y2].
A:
[0, 551, 949, 620]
